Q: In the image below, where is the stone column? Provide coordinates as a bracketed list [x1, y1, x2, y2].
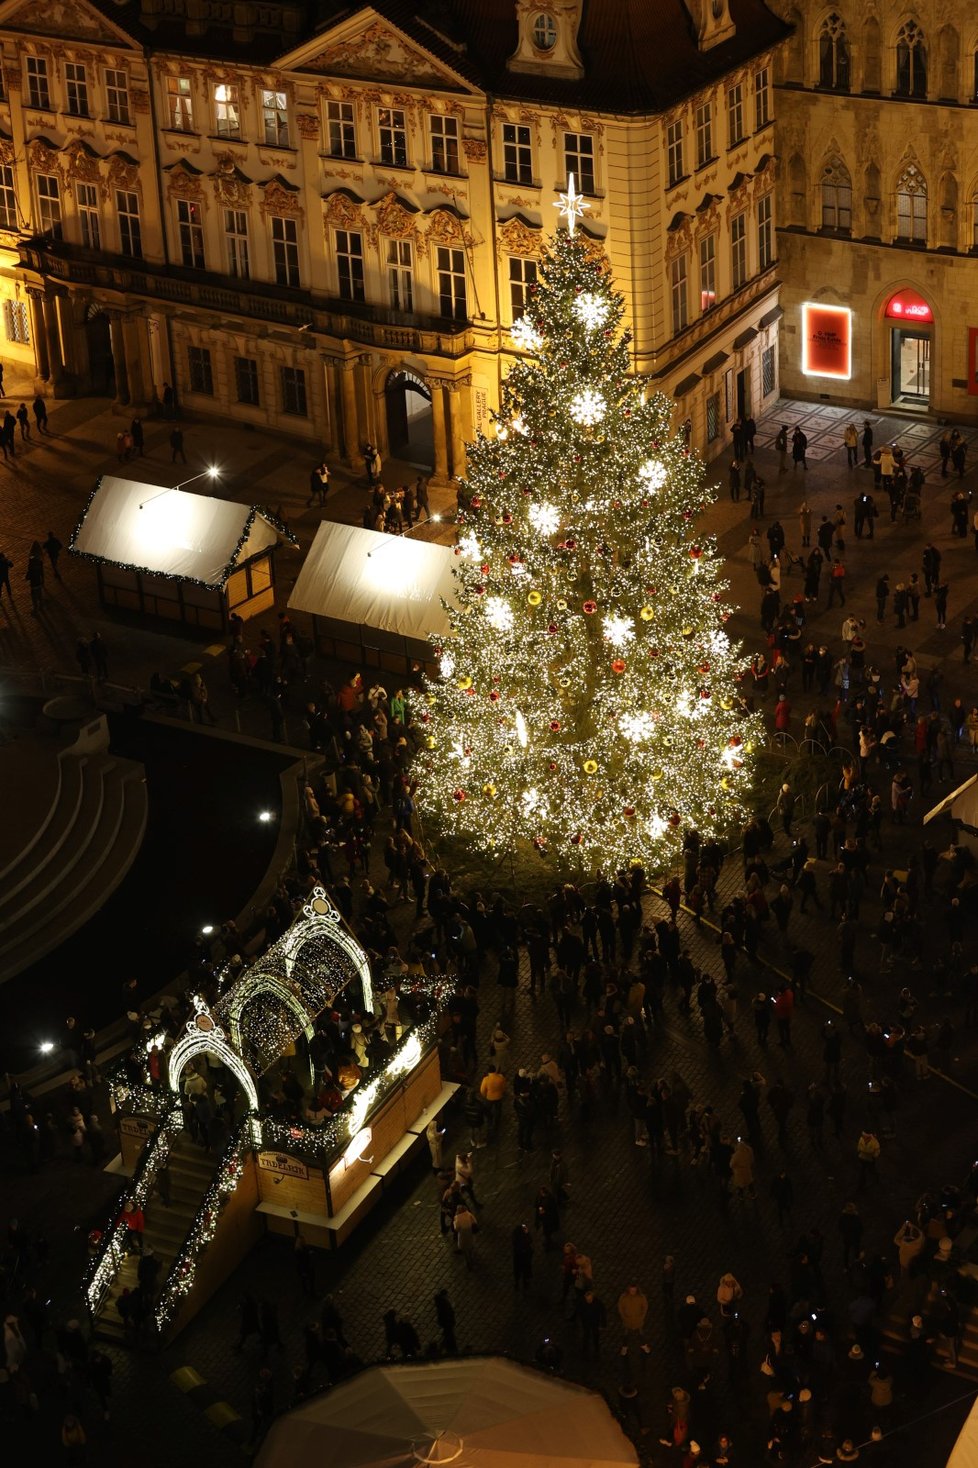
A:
[109, 312, 130, 406]
[28, 291, 49, 383]
[339, 362, 359, 465]
[121, 314, 150, 405]
[428, 378, 449, 483]
[42, 295, 65, 390]
[447, 381, 468, 479]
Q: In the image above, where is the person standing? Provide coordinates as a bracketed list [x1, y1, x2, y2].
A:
[856, 1130, 880, 1189]
[307, 461, 330, 506]
[775, 424, 788, 474]
[90, 632, 109, 680]
[434, 1290, 457, 1353]
[453, 1202, 477, 1268]
[42, 530, 63, 582]
[169, 426, 186, 463]
[578, 1288, 607, 1360]
[922, 543, 941, 595]
[843, 422, 858, 467]
[792, 426, 808, 470]
[33, 393, 48, 433]
[952, 436, 968, 478]
[130, 416, 144, 456]
[875, 574, 889, 622]
[963, 616, 975, 665]
[416, 475, 430, 522]
[729, 459, 741, 502]
[744, 414, 756, 455]
[25, 541, 44, 615]
[935, 579, 950, 631]
[512, 1222, 534, 1293]
[618, 1282, 652, 1360]
[0, 548, 12, 604]
[861, 419, 873, 467]
[162, 382, 175, 417]
[16, 401, 29, 440]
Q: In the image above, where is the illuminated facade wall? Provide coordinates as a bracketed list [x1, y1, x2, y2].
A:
[773, 0, 978, 414]
[0, 0, 786, 464]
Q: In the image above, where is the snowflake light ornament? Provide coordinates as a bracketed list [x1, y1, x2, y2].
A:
[570, 389, 606, 426]
[458, 532, 481, 561]
[603, 613, 634, 647]
[638, 458, 668, 491]
[484, 596, 514, 632]
[528, 502, 560, 536]
[619, 710, 655, 743]
[573, 292, 609, 331]
[510, 316, 543, 353]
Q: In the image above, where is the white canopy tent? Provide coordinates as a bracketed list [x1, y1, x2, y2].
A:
[288, 522, 459, 642]
[256, 1357, 639, 1468]
[70, 475, 285, 588]
[947, 1394, 978, 1468]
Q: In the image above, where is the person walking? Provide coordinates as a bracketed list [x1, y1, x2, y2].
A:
[308, 461, 330, 506]
[130, 416, 144, 456]
[792, 427, 808, 471]
[935, 580, 949, 630]
[25, 542, 44, 615]
[799, 500, 812, 547]
[827, 558, 846, 608]
[434, 1290, 457, 1353]
[512, 1222, 534, 1293]
[844, 422, 858, 467]
[856, 1130, 880, 1190]
[923, 543, 941, 596]
[90, 632, 109, 680]
[453, 1202, 477, 1268]
[775, 424, 788, 474]
[42, 530, 63, 581]
[861, 419, 874, 467]
[33, 394, 48, 433]
[875, 574, 889, 622]
[15, 402, 29, 440]
[952, 436, 968, 478]
[0, 548, 13, 605]
[729, 459, 741, 502]
[170, 426, 186, 463]
[770, 1169, 794, 1226]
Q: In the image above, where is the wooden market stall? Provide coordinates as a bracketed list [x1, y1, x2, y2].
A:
[287, 521, 458, 675]
[69, 474, 296, 632]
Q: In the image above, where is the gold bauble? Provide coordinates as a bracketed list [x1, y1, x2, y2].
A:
[583, 759, 599, 774]
[640, 606, 654, 621]
[426, 736, 436, 749]
[483, 782, 497, 797]
[457, 675, 472, 690]
[527, 590, 542, 606]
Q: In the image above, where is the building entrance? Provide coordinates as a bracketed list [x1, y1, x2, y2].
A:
[891, 329, 930, 406]
[384, 370, 433, 469]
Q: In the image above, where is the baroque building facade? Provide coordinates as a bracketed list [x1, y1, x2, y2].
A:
[0, 0, 787, 474]
[774, 0, 978, 417]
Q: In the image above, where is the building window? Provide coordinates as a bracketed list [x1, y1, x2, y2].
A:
[214, 83, 241, 138]
[37, 175, 62, 240]
[731, 211, 747, 288]
[235, 356, 260, 406]
[187, 345, 213, 395]
[694, 104, 713, 169]
[271, 215, 300, 288]
[532, 11, 557, 50]
[756, 193, 773, 270]
[166, 76, 194, 131]
[177, 198, 205, 269]
[261, 89, 289, 148]
[896, 21, 927, 98]
[4, 300, 29, 344]
[436, 244, 467, 321]
[821, 158, 852, 231]
[896, 163, 927, 242]
[77, 182, 100, 249]
[666, 119, 684, 188]
[281, 365, 307, 416]
[508, 255, 538, 315]
[564, 132, 595, 194]
[105, 68, 131, 125]
[762, 344, 777, 397]
[754, 65, 771, 125]
[502, 123, 533, 184]
[706, 391, 721, 443]
[26, 56, 50, 111]
[387, 238, 414, 312]
[65, 62, 90, 117]
[327, 101, 357, 159]
[670, 254, 689, 334]
[727, 83, 744, 146]
[0, 165, 18, 231]
[699, 233, 716, 311]
[378, 107, 408, 168]
[818, 16, 850, 90]
[334, 228, 364, 302]
[430, 114, 460, 174]
[117, 190, 142, 258]
[224, 209, 249, 278]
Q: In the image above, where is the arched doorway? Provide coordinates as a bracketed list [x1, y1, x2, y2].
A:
[385, 370, 433, 469]
[84, 302, 115, 395]
[884, 288, 932, 408]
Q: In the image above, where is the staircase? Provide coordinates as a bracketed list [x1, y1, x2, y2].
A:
[95, 1132, 215, 1342]
[0, 749, 148, 982]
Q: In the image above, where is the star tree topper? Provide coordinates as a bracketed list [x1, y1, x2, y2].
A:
[554, 172, 589, 235]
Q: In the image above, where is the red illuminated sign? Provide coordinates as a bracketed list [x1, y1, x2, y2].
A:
[801, 303, 852, 380]
[885, 289, 932, 323]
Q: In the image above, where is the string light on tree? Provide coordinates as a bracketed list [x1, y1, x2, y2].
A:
[414, 180, 762, 873]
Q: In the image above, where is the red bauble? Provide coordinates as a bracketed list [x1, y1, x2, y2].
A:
[611, 659, 626, 675]
[571, 832, 583, 845]
[548, 761, 558, 771]
[690, 546, 703, 559]
[699, 662, 711, 674]
[465, 688, 475, 696]
[728, 735, 742, 747]
[471, 497, 482, 508]
[481, 564, 490, 576]
[508, 553, 521, 565]
[669, 813, 681, 827]
[547, 623, 558, 635]
[502, 512, 513, 524]
[489, 691, 500, 701]
[583, 600, 597, 614]
[624, 806, 636, 817]
[550, 720, 562, 731]
[453, 789, 466, 802]
[700, 689, 711, 699]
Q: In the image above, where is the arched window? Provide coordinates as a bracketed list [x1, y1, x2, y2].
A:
[821, 158, 852, 231]
[819, 14, 850, 89]
[896, 21, 927, 98]
[896, 163, 927, 241]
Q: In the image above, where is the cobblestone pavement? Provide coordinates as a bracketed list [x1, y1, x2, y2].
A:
[3, 393, 978, 1464]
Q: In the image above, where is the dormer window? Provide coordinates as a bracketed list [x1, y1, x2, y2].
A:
[532, 12, 557, 51]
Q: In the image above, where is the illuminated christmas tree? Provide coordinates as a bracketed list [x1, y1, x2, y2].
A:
[415, 186, 762, 874]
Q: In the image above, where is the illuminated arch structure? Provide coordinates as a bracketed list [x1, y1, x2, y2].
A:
[169, 888, 374, 1101]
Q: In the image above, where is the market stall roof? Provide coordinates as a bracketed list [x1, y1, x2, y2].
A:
[69, 475, 294, 588]
[256, 1357, 640, 1468]
[923, 773, 978, 826]
[288, 522, 459, 641]
[947, 1394, 978, 1468]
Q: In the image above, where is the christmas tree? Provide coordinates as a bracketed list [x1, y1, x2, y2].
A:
[414, 185, 762, 874]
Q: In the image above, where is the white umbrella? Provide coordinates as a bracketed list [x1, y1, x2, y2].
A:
[256, 1357, 639, 1468]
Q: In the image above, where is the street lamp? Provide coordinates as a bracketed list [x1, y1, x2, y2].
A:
[139, 465, 222, 510]
[258, 810, 274, 823]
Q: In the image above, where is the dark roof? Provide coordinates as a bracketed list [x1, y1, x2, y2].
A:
[93, 0, 790, 113]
